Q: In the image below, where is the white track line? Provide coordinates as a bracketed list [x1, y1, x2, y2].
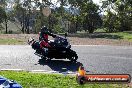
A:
[0, 69, 77, 75]
[0, 69, 24, 71]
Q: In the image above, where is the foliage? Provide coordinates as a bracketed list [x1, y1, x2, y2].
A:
[111, 32, 132, 41]
[0, 0, 131, 34]
[82, 6, 102, 33]
[53, 24, 64, 33]
[0, 7, 6, 23]
[101, 0, 132, 32]
[0, 0, 15, 33]
[0, 7, 5, 30]
[13, 1, 25, 33]
[68, 0, 102, 33]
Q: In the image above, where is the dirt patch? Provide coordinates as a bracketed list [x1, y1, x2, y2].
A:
[0, 34, 132, 46]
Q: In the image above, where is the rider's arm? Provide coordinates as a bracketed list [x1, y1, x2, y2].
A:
[47, 32, 56, 38]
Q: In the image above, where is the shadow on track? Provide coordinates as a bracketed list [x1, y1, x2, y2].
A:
[38, 59, 83, 72]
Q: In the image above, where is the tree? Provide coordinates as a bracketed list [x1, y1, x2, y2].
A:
[13, 0, 26, 33]
[13, 0, 40, 34]
[69, 0, 102, 33]
[0, 0, 8, 33]
[103, 10, 118, 32]
[0, 7, 5, 23]
[101, 0, 132, 32]
[32, 0, 53, 31]
[0, 7, 6, 31]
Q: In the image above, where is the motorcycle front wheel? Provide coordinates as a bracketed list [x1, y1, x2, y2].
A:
[67, 50, 78, 62]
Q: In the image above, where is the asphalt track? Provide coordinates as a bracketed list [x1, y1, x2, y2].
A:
[0, 45, 132, 76]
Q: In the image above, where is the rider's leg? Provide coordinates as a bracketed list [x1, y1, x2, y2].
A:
[42, 48, 48, 56]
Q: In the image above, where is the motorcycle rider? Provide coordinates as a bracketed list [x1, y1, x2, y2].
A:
[39, 26, 56, 56]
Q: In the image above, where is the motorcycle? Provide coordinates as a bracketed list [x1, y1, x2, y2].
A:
[28, 33, 78, 62]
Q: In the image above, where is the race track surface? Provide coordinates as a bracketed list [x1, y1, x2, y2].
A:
[0, 45, 132, 76]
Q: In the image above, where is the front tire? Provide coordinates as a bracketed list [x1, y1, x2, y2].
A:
[68, 50, 78, 62]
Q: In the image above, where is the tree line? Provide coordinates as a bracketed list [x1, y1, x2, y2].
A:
[0, 0, 131, 34]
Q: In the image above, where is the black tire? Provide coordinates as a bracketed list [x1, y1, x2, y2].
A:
[77, 76, 85, 85]
[68, 50, 78, 62]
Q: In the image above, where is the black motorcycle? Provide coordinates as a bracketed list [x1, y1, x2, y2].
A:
[28, 34, 78, 62]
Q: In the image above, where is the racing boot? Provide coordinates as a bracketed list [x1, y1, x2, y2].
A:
[34, 49, 43, 57]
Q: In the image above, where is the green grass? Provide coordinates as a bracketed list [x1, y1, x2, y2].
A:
[0, 31, 132, 45]
[111, 32, 132, 41]
[95, 29, 132, 41]
[69, 30, 132, 41]
[0, 38, 24, 45]
[0, 71, 129, 88]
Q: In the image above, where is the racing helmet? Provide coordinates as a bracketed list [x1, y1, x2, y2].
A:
[41, 26, 48, 33]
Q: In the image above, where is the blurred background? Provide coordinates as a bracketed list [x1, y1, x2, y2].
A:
[0, 0, 131, 34]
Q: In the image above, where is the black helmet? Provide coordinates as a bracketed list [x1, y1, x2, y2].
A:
[41, 26, 47, 31]
[41, 26, 49, 33]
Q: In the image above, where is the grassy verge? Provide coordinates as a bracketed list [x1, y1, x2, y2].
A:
[0, 38, 24, 45]
[0, 31, 132, 45]
[69, 31, 132, 41]
[111, 32, 132, 41]
[0, 71, 129, 88]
